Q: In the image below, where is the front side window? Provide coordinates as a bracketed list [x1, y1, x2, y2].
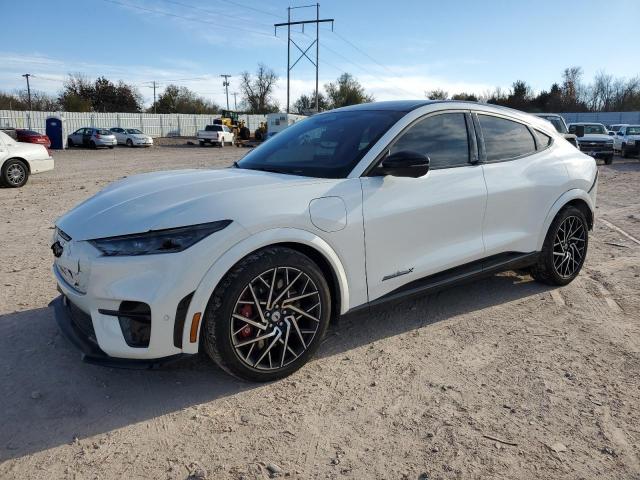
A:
[237, 110, 404, 178]
[390, 113, 470, 169]
[478, 115, 536, 162]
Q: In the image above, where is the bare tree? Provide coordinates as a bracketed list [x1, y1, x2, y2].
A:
[425, 89, 448, 100]
[240, 64, 279, 113]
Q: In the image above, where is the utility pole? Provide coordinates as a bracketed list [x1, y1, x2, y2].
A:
[152, 81, 157, 114]
[232, 92, 238, 110]
[221, 74, 231, 110]
[275, 4, 333, 113]
[22, 73, 32, 110]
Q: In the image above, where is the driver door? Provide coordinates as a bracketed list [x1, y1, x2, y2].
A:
[361, 111, 487, 302]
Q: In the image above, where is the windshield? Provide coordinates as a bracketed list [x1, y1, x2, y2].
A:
[126, 129, 143, 134]
[237, 110, 404, 178]
[627, 126, 640, 135]
[569, 124, 606, 135]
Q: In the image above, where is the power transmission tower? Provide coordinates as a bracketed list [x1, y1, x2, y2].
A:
[274, 4, 334, 113]
[221, 74, 231, 110]
[232, 92, 238, 110]
[22, 73, 32, 110]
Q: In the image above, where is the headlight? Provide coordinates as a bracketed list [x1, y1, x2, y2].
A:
[89, 220, 232, 256]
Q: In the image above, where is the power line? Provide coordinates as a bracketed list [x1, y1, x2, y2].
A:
[101, 0, 275, 38]
[157, 0, 276, 29]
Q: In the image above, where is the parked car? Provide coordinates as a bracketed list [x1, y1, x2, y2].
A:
[534, 114, 578, 147]
[16, 129, 51, 148]
[109, 128, 153, 147]
[612, 124, 640, 157]
[197, 124, 234, 147]
[51, 100, 597, 381]
[0, 128, 18, 141]
[567, 122, 614, 164]
[607, 124, 626, 136]
[67, 128, 117, 149]
[0, 131, 54, 187]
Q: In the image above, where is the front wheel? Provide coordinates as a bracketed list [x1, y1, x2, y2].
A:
[2, 159, 29, 188]
[604, 155, 613, 165]
[202, 247, 332, 382]
[531, 206, 588, 286]
[67, 138, 74, 148]
[622, 143, 630, 158]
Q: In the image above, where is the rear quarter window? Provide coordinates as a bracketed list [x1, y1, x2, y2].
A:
[478, 114, 536, 162]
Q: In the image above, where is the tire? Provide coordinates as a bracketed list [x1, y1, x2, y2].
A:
[126, 139, 133, 147]
[219, 139, 225, 148]
[530, 205, 588, 286]
[108, 146, 114, 149]
[199, 140, 205, 147]
[1, 159, 29, 188]
[622, 143, 629, 158]
[90, 140, 97, 149]
[604, 155, 613, 165]
[67, 138, 74, 148]
[202, 247, 332, 382]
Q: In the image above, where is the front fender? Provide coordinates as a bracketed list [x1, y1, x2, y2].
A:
[181, 227, 351, 353]
[536, 188, 595, 250]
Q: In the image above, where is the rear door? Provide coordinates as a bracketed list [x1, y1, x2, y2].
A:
[361, 111, 487, 301]
[82, 129, 93, 146]
[477, 113, 568, 256]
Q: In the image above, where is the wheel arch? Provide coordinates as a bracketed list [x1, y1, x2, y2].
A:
[2, 157, 31, 174]
[537, 189, 594, 250]
[181, 228, 350, 353]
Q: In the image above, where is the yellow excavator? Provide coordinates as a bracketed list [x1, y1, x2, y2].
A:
[214, 110, 251, 141]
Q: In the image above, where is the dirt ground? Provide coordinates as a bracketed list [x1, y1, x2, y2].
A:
[1, 140, 639, 480]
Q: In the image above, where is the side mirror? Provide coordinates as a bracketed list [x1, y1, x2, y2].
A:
[608, 131, 614, 136]
[617, 131, 624, 136]
[574, 125, 585, 138]
[378, 150, 430, 178]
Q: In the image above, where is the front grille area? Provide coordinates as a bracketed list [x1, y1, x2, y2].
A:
[578, 141, 612, 153]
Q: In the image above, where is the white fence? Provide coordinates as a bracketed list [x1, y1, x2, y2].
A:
[0, 110, 267, 137]
[559, 111, 640, 125]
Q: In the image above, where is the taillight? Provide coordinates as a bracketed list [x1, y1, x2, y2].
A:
[95, 133, 101, 139]
[46, 147, 51, 156]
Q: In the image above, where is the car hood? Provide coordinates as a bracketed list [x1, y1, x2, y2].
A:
[56, 168, 326, 241]
[577, 134, 611, 142]
[131, 134, 150, 139]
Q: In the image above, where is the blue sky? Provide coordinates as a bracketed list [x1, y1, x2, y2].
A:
[1, 0, 639, 109]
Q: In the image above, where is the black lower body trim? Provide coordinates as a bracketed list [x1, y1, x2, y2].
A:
[353, 251, 539, 313]
[50, 295, 191, 370]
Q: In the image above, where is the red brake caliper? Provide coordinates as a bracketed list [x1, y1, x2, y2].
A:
[239, 304, 253, 338]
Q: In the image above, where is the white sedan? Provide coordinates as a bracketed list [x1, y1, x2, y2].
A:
[0, 131, 54, 187]
[109, 128, 153, 147]
[51, 101, 597, 381]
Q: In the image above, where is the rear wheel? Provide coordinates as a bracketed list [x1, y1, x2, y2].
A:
[126, 139, 133, 147]
[90, 140, 97, 149]
[604, 155, 613, 165]
[2, 159, 29, 188]
[67, 138, 74, 148]
[531, 206, 588, 286]
[622, 143, 630, 158]
[202, 247, 332, 382]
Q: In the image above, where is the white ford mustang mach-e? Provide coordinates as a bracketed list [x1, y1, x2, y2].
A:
[51, 101, 597, 382]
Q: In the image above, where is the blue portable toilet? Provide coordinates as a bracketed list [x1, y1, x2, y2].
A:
[46, 116, 66, 149]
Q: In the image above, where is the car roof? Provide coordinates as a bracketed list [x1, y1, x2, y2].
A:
[567, 122, 605, 125]
[333, 100, 437, 112]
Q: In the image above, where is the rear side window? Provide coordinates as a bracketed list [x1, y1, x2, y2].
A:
[533, 130, 552, 150]
[98, 129, 111, 135]
[205, 125, 222, 131]
[478, 115, 536, 162]
[390, 113, 469, 169]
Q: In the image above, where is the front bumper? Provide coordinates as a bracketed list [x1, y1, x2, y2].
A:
[577, 143, 613, 158]
[50, 295, 189, 369]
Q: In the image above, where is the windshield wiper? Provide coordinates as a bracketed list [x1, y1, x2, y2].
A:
[233, 161, 240, 168]
[247, 166, 290, 174]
